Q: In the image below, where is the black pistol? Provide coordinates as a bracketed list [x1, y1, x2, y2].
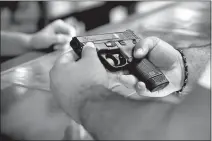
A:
[70, 30, 169, 92]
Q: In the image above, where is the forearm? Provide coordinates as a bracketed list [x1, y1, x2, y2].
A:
[164, 47, 211, 139]
[79, 85, 174, 140]
[1, 31, 33, 56]
[181, 46, 210, 95]
[78, 47, 210, 140]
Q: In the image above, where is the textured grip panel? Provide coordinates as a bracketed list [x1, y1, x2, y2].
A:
[135, 59, 163, 79]
[130, 58, 169, 92]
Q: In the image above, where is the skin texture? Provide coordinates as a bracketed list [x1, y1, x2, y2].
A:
[118, 36, 184, 98]
[78, 46, 210, 140]
[79, 86, 175, 140]
[50, 42, 109, 123]
[79, 81, 210, 140]
[50, 37, 210, 140]
[49, 37, 185, 124]
[1, 31, 209, 140]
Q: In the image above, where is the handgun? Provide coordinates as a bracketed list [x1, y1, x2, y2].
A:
[70, 30, 169, 92]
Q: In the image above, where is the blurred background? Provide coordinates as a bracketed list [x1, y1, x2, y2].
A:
[0, 1, 136, 33]
[1, 1, 211, 59]
[0, 1, 211, 140]
[1, 1, 210, 36]
[1, 1, 211, 62]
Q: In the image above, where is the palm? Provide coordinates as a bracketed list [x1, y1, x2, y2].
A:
[149, 61, 183, 97]
[144, 41, 183, 97]
[114, 37, 184, 99]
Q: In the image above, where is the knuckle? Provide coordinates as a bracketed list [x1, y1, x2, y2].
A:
[53, 19, 64, 25]
[144, 36, 161, 47]
[146, 36, 160, 43]
[136, 40, 143, 48]
[146, 36, 160, 41]
[83, 47, 96, 55]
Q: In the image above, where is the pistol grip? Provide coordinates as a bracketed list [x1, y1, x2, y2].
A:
[130, 58, 169, 92]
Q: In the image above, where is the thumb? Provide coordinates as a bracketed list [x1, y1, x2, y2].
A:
[81, 42, 97, 60]
[134, 36, 160, 59]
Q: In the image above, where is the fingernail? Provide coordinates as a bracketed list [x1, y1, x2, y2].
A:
[134, 48, 143, 57]
[137, 82, 144, 90]
[85, 42, 95, 48]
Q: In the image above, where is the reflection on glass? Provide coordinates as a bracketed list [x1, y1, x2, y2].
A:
[109, 6, 128, 23]
[135, 1, 174, 14]
[174, 7, 199, 22]
[15, 86, 28, 95]
[13, 67, 31, 86]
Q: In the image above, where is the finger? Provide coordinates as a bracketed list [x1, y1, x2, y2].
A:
[134, 36, 180, 69]
[54, 43, 70, 51]
[52, 19, 76, 36]
[118, 74, 138, 88]
[148, 38, 180, 69]
[42, 34, 69, 48]
[54, 36, 72, 50]
[60, 50, 76, 63]
[134, 36, 160, 59]
[135, 81, 158, 97]
[134, 79, 180, 98]
[136, 81, 147, 94]
[81, 42, 97, 60]
[135, 81, 156, 98]
[53, 50, 76, 69]
[135, 81, 169, 97]
[56, 34, 70, 44]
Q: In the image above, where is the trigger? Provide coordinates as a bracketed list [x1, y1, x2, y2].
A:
[106, 54, 118, 66]
[107, 58, 115, 66]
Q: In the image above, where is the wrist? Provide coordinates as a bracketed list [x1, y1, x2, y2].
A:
[78, 85, 110, 123]
[175, 49, 188, 96]
[25, 34, 34, 50]
[78, 86, 119, 139]
[79, 86, 174, 140]
[18, 33, 33, 51]
[59, 85, 107, 124]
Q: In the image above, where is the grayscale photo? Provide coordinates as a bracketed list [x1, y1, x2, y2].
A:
[0, 1, 211, 140]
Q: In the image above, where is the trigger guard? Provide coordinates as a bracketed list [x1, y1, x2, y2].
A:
[97, 49, 129, 71]
[106, 54, 119, 66]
